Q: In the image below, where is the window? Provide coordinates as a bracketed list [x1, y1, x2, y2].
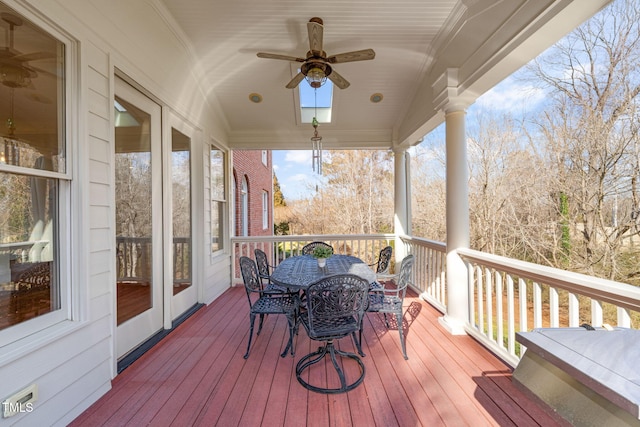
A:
[261, 150, 268, 166]
[172, 129, 191, 293]
[231, 175, 236, 237]
[262, 191, 269, 229]
[241, 177, 248, 236]
[0, 3, 68, 335]
[210, 147, 226, 254]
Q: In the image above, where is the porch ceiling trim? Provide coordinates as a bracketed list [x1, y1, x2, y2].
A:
[228, 129, 394, 150]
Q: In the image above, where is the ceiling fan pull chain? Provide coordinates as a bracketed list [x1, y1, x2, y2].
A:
[7, 88, 16, 136]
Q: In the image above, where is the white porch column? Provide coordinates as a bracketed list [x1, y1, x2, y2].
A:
[393, 147, 409, 260]
[440, 105, 470, 335]
[432, 68, 473, 335]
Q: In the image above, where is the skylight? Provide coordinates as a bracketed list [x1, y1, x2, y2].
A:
[299, 79, 333, 123]
[114, 99, 140, 127]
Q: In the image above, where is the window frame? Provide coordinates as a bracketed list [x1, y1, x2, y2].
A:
[262, 190, 269, 230]
[231, 174, 236, 237]
[241, 176, 248, 236]
[0, 3, 75, 352]
[210, 144, 227, 258]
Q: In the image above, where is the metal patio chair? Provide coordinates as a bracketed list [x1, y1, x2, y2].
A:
[363, 254, 414, 360]
[369, 245, 393, 291]
[239, 256, 297, 359]
[301, 241, 334, 256]
[295, 274, 369, 394]
[254, 248, 289, 293]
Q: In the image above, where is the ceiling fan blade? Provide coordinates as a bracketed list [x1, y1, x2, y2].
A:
[307, 20, 323, 56]
[257, 52, 305, 62]
[13, 51, 56, 62]
[30, 65, 59, 79]
[326, 48, 375, 64]
[285, 72, 305, 89]
[327, 69, 350, 89]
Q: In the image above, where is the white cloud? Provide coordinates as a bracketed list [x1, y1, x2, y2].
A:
[273, 150, 320, 200]
[278, 173, 316, 199]
[284, 150, 312, 164]
[290, 173, 311, 183]
[476, 77, 546, 112]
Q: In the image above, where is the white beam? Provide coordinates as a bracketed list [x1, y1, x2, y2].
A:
[394, 147, 408, 260]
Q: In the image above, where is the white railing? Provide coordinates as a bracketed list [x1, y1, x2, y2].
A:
[400, 235, 447, 313]
[231, 234, 395, 284]
[457, 248, 640, 367]
[230, 233, 640, 368]
[115, 236, 191, 284]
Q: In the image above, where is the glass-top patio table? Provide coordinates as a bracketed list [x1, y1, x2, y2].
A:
[270, 254, 377, 290]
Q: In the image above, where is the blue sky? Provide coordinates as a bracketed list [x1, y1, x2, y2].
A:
[273, 150, 323, 201]
[299, 79, 333, 108]
[273, 79, 331, 201]
[273, 74, 547, 202]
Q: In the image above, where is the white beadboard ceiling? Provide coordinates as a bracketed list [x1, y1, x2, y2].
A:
[158, 0, 612, 150]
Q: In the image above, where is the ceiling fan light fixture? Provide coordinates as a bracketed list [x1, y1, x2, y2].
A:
[0, 64, 33, 88]
[301, 62, 331, 89]
[306, 67, 326, 88]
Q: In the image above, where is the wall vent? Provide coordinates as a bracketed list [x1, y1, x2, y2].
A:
[2, 384, 38, 418]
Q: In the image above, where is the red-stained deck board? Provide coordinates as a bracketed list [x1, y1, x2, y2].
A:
[408, 304, 510, 413]
[213, 319, 284, 425]
[260, 339, 297, 426]
[283, 335, 312, 427]
[237, 318, 290, 426]
[414, 304, 558, 427]
[70, 286, 559, 427]
[400, 305, 505, 425]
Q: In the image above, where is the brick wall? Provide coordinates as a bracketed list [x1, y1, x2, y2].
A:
[233, 150, 272, 236]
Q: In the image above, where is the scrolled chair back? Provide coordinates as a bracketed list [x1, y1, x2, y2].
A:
[305, 274, 369, 337]
[396, 254, 414, 296]
[376, 246, 393, 274]
[239, 256, 261, 294]
[301, 241, 334, 256]
[253, 248, 270, 279]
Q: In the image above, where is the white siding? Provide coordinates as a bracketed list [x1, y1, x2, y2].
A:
[0, 1, 233, 425]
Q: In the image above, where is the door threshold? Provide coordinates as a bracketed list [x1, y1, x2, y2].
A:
[117, 303, 204, 373]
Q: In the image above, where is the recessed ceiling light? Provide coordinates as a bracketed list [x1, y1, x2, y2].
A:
[370, 93, 383, 103]
[248, 93, 263, 103]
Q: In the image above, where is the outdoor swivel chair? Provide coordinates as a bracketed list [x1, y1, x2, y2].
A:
[239, 256, 297, 359]
[295, 274, 369, 394]
[363, 254, 414, 360]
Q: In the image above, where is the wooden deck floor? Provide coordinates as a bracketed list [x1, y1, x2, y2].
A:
[71, 286, 558, 427]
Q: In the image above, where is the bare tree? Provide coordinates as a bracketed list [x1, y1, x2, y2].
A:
[411, 133, 447, 242]
[525, 0, 640, 278]
[115, 153, 153, 238]
[290, 150, 394, 235]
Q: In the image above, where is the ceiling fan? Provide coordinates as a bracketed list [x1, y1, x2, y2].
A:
[0, 12, 54, 88]
[257, 17, 375, 90]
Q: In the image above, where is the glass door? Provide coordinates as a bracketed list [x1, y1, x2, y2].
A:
[114, 77, 163, 359]
[169, 127, 197, 317]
